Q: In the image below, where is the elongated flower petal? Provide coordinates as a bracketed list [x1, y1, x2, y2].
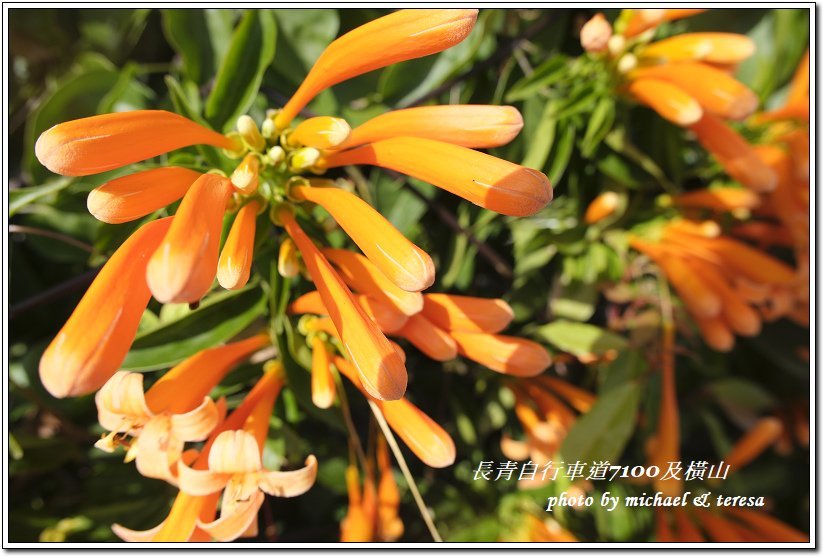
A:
[537, 376, 595, 414]
[421, 293, 514, 333]
[323, 248, 423, 316]
[147, 173, 233, 303]
[95, 371, 153, 431]
[339, 105, 523, 150]
[673, 187, 761, 212]
[87, 167, 202, 224]
[633, 62, 758, 120]
[279, 210, 407, 401]
[292, 185, 434, 291]
[36, 110, 235, 176]
[628, 78, 702, 126]
[689, 113, 777, 192]
[683, 233, 796, 284]
[257, 455, 319, 497]
[584, 191, 622, 224]
[200, 491, 265, 542]
[725, 416, 783, 472]
[311, 336, 337, 409]
[335, 356, 455, 468]
[170, 396, 222, 442]
[450, 331, 552, 377]
[217, 201, 260, 290]
[291, 117, 351, 149]
[395, 313, 458, 361]
[276, 9, 478, 127]
[623, 8, 707, 37]
[291, 290, 408, 333]
[694, 315, 735, 352]
[39, 217, 172, 398]
[642, 33, 755, 64]
[321, 137, 552, 216]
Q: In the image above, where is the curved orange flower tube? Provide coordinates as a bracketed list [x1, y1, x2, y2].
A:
[450, 331, 552, 377]
[421, 293, 514, 334]
[39, 217, 172, 398]
[339, 105, 523, 150]
[87, 167, 203, 224]
[276, 9, 478, 127]
[292, 184, 434, 292]
[217, 200, 260, 290]
[395, 313, 458, 362]
[147, 173, 233, 303]
[628, 79, 703, 126]
[35, 110, 236, 176]
[642, 33, 755, 64]
[310, 336, 337, 409]
[279, 209, 407, 401]
[322, 137, 553, 217]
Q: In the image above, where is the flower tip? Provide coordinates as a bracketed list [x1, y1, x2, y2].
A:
[358, 355, 408, 402]
[581, 13, 613, 53]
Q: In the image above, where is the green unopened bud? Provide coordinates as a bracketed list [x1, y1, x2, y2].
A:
[237, 115, 266, 152]
[222, 131, 246, 159]
[266, 146, 285, 165]
[288, 147, 321, 171]
[261, 118, 276, 140]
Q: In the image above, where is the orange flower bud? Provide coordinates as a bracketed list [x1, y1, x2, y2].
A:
[580, 13, 613, 53]
[278, 238, 300, 278]
[279, 210, 407, 401]
[689, 113, 777, 192]
[623, 8, 707, 38]
[217, 200, 260, 290]
[310, 336, 336, 409]
[583, 191, 623, 223]
[673, 187, 761, 212]
[628, 78, 703, 126]
[694, 315, 735, 352]
[146, 174, 233, 303]
[87, 167, 202, 224]
[321, 137, 553, 217]
[633, 62, 758, 120]
[421, 293, 514, 334]
[322, 248, 423, 316]
[395, 313, 458, 361]
[450, 331, 552, 377]
[35, 110, 236, 176]
[277, 9, 478, 127]
[39, 217, 173, 398]
[290, 117, 351, 149]
[230, 154, 260, 194]
[292, 185, 434, 292]
[339, 105, 523, 150]
[642, 33, 755, 64]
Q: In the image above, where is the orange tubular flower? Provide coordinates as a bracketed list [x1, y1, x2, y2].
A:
[394, 313, 458, 362]
[689, 113, 777, 192]
[310, 336, 337, 409]
[290, 290, 408, 334]
[628, 79, 703, 126]
[334, 356, 456, 468]
[275, 9, 478, 128]
[641, 33, 755, 64]
[340, 464, 375, 542]
[322, 248, 424, 316]
[672, 187, 761, 212]
[95, 334, 269, 482]
[583, 191, 623, 224]
[39, 217, 172, 398]
[632, 63, 758, 121]
[421, 293, 514, 334]
[230, 154, 260, 194]
[35, 110, 236, 176]
[217, 200, 260, 290]
[724, 416, 783, 472]
[376, 437, 403, 542]
[338, 105, 523, 150]
[321, 137, 553, 217]
[291, 184, 434, 292]
[450, 331, 551, 377]
[87, 167, 203, 224]
[290, 117, 351, 150]
[580, 13, 612, 53]
[623, 9, 708, 38]
[279, 209, 407, 401]
[146, 173, 233, 303]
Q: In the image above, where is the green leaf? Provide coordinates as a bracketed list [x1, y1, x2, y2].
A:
[272, 9, 339, 79]
[534, 319, 627, 357]
[205, 9, 276, 131]
[551, 281, 599, 322]
[560, 380, 641, 464]
[162, 9, 235, 85]
[580, 97, 615, 158]
[122, 284, 267, 371]
[506, 54, 569, 102]
[9, 178, 74, 217]
[547, 120, 577, 184]
[521, 99, 558, 169]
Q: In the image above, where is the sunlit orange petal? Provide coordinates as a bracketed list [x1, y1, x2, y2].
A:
[642, 33, 755, 64]
[36, 110, 235, 176]
[691, 234, 796, 284]
[217, 200, 260, 290]
[673, 187, 761, 212]
[230, 154, 260, 194]
[95, 371, 153, 430]
[536, 376, 595, 414]
[322, 248, 423, 316]
[376, 437, 403, 541]
[694, 315, 735, 352]
[421, 293, 514, 334]
[321, 137, 552, 217]
[87, 167, 202, 224]
[199, 491, 265, 542]
[633, 62, 757, 120]
[339, 105, 523, 150]
[395, 313, 458, 361]
[279, 209, 407, 401]
[689, 112, 777, 192]
[623, 8, 707, 38]
[725, 416, 783, 472]
[147, 173, 233, 303]
[292, 185, 434, 292]
[311, 336, 337, 409]
[290, 117, 351, 149]
[257, 455, 319, 497]
[450, 331, 551, 377]
[146, 334, 269, 414]
[583, 191, 622, 224]
[276, 9, 478, 127]
[39, 217, 172, 398]
[628, 79, 702, 126]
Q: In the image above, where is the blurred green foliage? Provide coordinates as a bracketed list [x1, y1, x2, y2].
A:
[9, 8, 809, 543]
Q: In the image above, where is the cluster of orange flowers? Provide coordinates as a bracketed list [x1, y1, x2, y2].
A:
[33, 9, 556, 542]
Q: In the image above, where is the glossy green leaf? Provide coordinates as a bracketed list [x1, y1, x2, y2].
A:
[534, 319, 627, 357]
[162, 9, 235, 85]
